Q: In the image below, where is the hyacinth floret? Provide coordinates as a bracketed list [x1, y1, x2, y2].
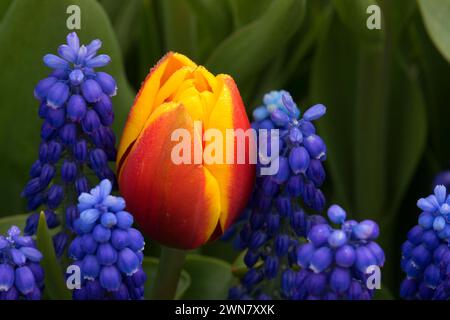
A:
[400, 185, 450, 300]
[0, 226, 44, 300]
[68, 179, 147, 300]
[294, 205, 384, 300]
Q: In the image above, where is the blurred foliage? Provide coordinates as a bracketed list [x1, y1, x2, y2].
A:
[143, 256, 191, 299]
[0, 0, 134, 215]
[0, 0, 449, 299]
[36, 212, 72, 300]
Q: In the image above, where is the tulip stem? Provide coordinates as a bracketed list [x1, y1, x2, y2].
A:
[151, 246, 187, 300]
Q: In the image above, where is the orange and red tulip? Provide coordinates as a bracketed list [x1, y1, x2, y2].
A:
[116, 52, 255, 249]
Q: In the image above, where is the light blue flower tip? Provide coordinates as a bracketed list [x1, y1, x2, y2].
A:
[433, 216, 446, 232]
[99, 179, 112, 198]
[434, 185, 447, 204]
[303, 104, 326, 121]
[253, 106, 269, 122]
[417, 198, 435, 212]
[80, 208, 100, 225]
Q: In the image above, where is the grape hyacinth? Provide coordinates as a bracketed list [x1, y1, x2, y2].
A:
[0, 226, 44, 300]
[252, 90, 326, 212]
[400, 185, 450, 300]
[68, 179, 147, 300]
[294, 205, 384, 300]
[22, 32, 118, 255]
[229, 91, 329, 299]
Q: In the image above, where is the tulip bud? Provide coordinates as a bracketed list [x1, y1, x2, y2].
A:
[116, 53, 255, 249]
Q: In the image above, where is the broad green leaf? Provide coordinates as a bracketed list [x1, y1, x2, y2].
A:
[0, 0, 134, 216]
[36, 211, 71, 300]
[250, 1, 333, 108]
[228, 0, 272, 28]
[143, 257, 191, 300]
[98, 0, 123, 21]
[101, 0, 141, 57]
[378, 0, 416, 41]
[186, 0, 232, 61]
[0, 213, 28, 234]
[157, 0, 198, 59]
[411, 19, 450, 166]
[0, 0, 12, 22]
[311, 13, 357, 210]
[206, 0, 306, 88]
[385, 59, 427, 216]
[417, 0, 450, 64]
[139, 0, 164, 81]
[182, 254, 233, 300]
[332, 0, 383, 43]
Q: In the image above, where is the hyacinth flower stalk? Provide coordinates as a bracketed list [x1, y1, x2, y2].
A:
[68, 179, 147, 300]
[400, 185, 450, 300]
[0, 226, 44, 300]
[22, 32, 118, 256]
[116, 53, 255, 298]
[294, 205, 384, 299]
[229, 91, 329, 299]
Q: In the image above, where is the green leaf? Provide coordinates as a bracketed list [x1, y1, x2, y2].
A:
[157, 0, 198, 59]
[139, 0, 164, 81]
[385, 61, 427, 216]
[0, 213, 28, 235]
[310, 13, 357, 210]
[417, 0, 450, 63]
[143, 257, 191, 300]
[249, 1, 332, 108]
[231, 250, 247, 277]
[378, 0, 416, 41]
[332, 0, 383, 43]
[102, 0, 141, 58]
[0, 0, 12, 22]
[182, 254, 233, 300]
[411, 18, 450, 167]
[206, 0, 306, 87]
[186, 0, 232, 61]
[374, 284, 395, 300]
[0, 0, 134, 217]
[228, 0, 272, 28]
[36, 211, 71, 300]
[98, 0, 123, 21]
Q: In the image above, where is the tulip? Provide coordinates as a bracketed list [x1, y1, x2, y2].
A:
[117, 52, 255, 249]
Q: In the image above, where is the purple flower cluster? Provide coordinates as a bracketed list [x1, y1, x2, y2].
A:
[0, 226, 44, 300]
[68, 180, 147, 300]
[295, 205, 384, 299]
[22, 32, 118, 255]
[252, 91, 327, 211]
[229, 91, 329, 299]
[400, 185, 450, 300]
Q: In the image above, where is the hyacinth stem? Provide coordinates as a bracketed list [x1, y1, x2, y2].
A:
[151, 246, 187, 300]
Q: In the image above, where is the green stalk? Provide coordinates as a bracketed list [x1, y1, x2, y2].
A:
[151, 246, 187, 300]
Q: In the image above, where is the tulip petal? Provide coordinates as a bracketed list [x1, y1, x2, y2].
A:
[118, 103, 221, 249]
[117, 52, 196, 166]
[204, 75, 255, 235]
